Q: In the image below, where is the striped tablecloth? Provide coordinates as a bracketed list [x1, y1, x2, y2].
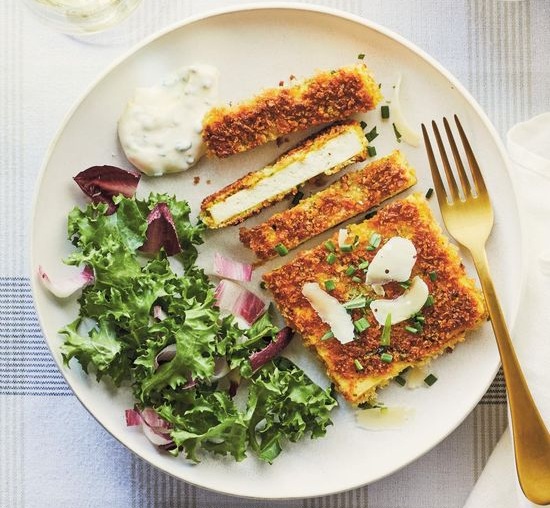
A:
[1, 1, 548, 507]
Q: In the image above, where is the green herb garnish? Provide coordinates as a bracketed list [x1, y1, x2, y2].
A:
[324, 280, 336, 292]
[354, 317, 370, 333]
[275, 243, 288, 256]
[380, 313, 392, 346]
[424, 373, 438, 386]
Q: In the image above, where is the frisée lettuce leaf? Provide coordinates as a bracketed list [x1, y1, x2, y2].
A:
[59, 193, 336, 463]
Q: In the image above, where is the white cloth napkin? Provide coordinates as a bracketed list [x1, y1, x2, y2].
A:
[464, 112, 550, 508]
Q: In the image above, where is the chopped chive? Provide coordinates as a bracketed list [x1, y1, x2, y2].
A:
[343, 296, 367, 309]
[340, 244, 353, 253]
[424, 373, 438, 386]
[358, 260, 370, 270]
[352, 235, 360, 247]
[380, 352, 393, 363]
[415, 315, 425, 323]
[364, 208, 378, 220]
[354, 317, 370, 333]
[321, 330, 334, 341]
[291, 190, 304, 206]
[392, 122, 402, 142]
[381, 105, 390, 119]
[399, 281, 411, 290]
[354, 359, 364, 371]
[324, 279, 336, 292]
[429, 271, 438, 282]
[324, 240, 336, 252]
[357, 53, 365, 60]
[394, 375, 406, 386]
[367, 145, 377, 157]
[380, 313, 392, 346]
[365, 126, 378, 142]
[378, 83, 382, 89]
[425, 188, 434, 199]
[360, 120, 368, 130]
[275, 243, 288, 256]
[352, 276, 363, 283]
[326, 252, 337, 265]
[366, 232, 382, 251]
[405, 325, 419, 334]
[424, 294, 435, 307]
[345, 265, 357, 276]
[358, 401, 375, 409]
[259, 281, 267, 290]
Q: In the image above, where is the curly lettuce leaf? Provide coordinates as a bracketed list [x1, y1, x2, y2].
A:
[246, 358, 337, 463]
[59, 318, 129, 384]
[59, 192, 337, 463]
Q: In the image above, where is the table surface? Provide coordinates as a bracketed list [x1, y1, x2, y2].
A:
[1, 1, 548, 507]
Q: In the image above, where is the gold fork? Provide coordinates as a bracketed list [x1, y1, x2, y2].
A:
[422, 116, 550, 505]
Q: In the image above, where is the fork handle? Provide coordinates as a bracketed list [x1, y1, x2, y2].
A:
[470, 245, 550, 505]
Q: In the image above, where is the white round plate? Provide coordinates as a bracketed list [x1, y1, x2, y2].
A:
[31, 3, 522, 499]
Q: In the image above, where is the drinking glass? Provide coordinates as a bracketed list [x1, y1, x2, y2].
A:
[23, 0, 143, 35]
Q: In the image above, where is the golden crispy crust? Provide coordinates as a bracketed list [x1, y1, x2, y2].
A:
[202, 64, 383, 158]
[263, 194, 487, 404]
[240, 150, 416, 260]
[200, 121, 367, 229]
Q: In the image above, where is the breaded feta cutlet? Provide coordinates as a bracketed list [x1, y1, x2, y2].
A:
[240, 150, 416, 260]
[263, 194, 487, 405]
[202, 63, 383, 158]
[200, 121, 367, 229]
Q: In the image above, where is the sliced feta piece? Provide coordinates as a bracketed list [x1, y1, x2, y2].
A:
[338, 228, 349, 248]
[365, 236, 417, 286]
[392, 74, 421, 147]
[302, 282, 354, 344]
[370, 276, 429, 325]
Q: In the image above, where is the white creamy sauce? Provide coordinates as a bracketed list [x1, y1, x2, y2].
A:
[208, 130, 364, 224]
[370, 276, 429, 325]
[365, 237, 417, 286]
[302, 282, 355, 344]
[118, 64, 219, 176]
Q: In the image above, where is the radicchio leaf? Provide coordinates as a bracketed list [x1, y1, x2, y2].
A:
[140, 203, 181, 256]
[73, 165, 141, 215]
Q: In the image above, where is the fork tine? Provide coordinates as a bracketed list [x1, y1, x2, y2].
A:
[421, 123, 448, 209]
[454, 115, 488, 196]
[443, 117, 471, 198]
[432, 120, 460, 203]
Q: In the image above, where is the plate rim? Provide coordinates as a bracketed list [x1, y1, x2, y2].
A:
[29, 2, 523, 499]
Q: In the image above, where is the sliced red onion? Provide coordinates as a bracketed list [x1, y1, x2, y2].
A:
[154, 344, 177, 370]
[142, 423, 174, 446]
[140, 203, 181, 256]
[125, 407, 174, 447]
[211, 357, 230, 381]
[38, 265, 94, 298]
[249, 327, 294, 372]
[213, 253, 252, 281]
[74, 165, 141, 215]
[125, 409, 142, 427]
[153, 305, 168, 321]
[140, 407, 172, 432]
[214, 280, 266, 325]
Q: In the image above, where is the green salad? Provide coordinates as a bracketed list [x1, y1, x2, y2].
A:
[55, 179, 336, 463]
